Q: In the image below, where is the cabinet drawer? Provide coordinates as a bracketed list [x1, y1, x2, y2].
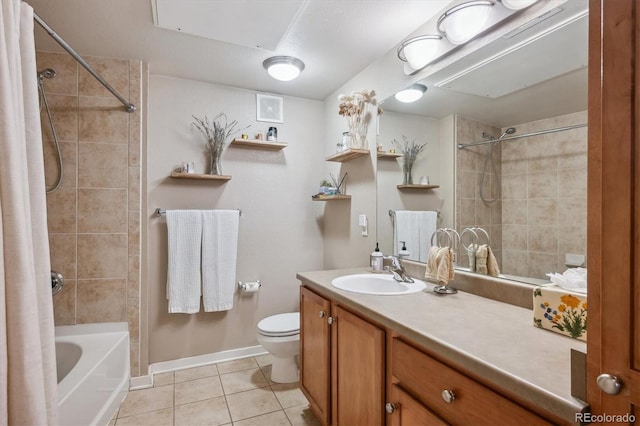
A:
[392, 338, 550, 425]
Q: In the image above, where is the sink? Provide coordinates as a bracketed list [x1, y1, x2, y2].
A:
[331, 273, 427, 295]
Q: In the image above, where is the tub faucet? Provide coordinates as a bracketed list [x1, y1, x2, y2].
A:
[385, 256, 414, 283]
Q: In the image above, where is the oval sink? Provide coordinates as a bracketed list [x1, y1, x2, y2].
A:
[331, 273, 426, 295]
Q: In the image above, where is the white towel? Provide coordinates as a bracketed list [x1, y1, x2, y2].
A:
[202, 210, 240, 312]
[166, 210, 203, 313]
[393, 211, 438, 262]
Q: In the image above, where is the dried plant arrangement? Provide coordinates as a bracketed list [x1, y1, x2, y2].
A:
[192, 113, 248, 175]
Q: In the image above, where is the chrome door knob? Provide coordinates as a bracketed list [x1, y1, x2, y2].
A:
[597, 374, 622, 395]
[327, 316, 335, 325]
[441, 389, 456, 403]
[319, 311, 326, 318]
[385, 402, 396, 414]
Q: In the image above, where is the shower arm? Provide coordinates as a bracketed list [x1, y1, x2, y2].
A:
[457, 123, 587, 149]
[33, 13, 136, 113]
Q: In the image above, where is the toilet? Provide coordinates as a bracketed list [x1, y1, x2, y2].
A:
[257, 312, 300, 383]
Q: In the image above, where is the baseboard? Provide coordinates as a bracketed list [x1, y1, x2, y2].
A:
[129, 374, 153, 390]
[148, 345, 268, 378]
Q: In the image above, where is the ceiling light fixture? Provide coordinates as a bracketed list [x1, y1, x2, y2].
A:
[262, 56, 305, 81]
[500, 0, 538, 10]
[395, 84, 427, 103]
[397, 35, 443, 70]
[437, 0, 495, 45]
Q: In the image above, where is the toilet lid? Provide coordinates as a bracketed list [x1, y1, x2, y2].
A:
[258, 312, 300, 337]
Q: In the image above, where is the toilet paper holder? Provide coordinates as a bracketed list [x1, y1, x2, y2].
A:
[238, 280, 261, 293]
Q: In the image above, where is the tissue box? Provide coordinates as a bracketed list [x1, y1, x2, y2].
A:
[533, 286, 587, 341]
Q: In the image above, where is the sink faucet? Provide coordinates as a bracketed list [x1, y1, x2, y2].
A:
[385, 256, 414, 283]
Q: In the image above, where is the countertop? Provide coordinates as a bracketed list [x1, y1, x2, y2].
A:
[297, 267, 588, 424]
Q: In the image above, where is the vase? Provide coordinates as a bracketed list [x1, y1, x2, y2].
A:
[402, 163, 413, 185]
[349, 124, 368, 149]
[208, 143, 224, 175]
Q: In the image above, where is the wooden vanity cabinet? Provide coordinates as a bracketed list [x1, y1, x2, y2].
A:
[387, 384, 447, 426]
[300, 287, 385, 426]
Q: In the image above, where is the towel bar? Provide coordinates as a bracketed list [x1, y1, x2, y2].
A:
[154, 208, 242, 217]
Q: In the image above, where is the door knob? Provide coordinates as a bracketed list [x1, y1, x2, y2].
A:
[385, 402, 396, 414]
[597, 374, 622, 395]
[441, 389, 456, 403]
[327, 316, 335, 325]
[319, 311, 326, 318]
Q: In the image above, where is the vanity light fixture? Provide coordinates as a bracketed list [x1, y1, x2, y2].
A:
[262, 56, 305, 81]
[500, 0, 539, 10]
[437, 0, 495, 45]
[395, 84, 427, 103]
[397, 35, 443, 70]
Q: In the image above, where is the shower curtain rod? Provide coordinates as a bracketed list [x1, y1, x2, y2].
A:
[33, 12, 136, 113]
[457, 123, 587, 149]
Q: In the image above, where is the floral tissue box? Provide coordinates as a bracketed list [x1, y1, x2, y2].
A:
[533, 286, 587, 341]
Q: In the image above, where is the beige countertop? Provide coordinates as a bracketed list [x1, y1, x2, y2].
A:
[297, 267, 588, 424]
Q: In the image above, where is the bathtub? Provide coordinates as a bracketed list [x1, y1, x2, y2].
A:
[55, 322, 130, 426]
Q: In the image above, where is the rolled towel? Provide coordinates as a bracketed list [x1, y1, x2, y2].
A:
[475, 245, 488, 275]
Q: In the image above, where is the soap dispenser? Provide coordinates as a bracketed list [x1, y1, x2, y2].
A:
[398, 241, 411, 260]
[371, 243, 384, 272]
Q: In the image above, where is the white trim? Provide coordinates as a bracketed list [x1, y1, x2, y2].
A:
[148, 345, 268, 376]
[129, 374, 153, 390]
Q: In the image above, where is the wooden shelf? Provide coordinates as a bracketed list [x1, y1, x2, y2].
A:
[170, 172, 231, 181]
[311, 194, 351, 201]
[230, 138, 287, 150]
[397, 184, 439, 190]
[326, 148, 369, 163]
[377, 151, 403, 159]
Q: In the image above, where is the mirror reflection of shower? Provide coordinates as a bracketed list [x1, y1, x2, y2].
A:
[37, 68, 63, 193]
[479, 127, 516, 205]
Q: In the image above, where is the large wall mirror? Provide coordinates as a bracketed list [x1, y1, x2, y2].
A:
[376, 1, 588, 285]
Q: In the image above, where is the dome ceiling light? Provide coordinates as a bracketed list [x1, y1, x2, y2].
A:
[395, 84, 427, 103]
[437, 0, 496, 45]
[500, 0, 539, 10]
[397, 35, 443, 70]
[262, 56, 305, 81]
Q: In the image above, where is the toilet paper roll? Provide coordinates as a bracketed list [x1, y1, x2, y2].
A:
[240, 281, 261, 293]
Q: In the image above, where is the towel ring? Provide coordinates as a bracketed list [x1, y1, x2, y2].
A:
[431, 229, 452, 248]
[460, 228, 479, 253]
[471, 227, 490, 246]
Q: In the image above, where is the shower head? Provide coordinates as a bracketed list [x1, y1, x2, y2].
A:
[38, 68, 57, 81]
[499, 127, 517, 139]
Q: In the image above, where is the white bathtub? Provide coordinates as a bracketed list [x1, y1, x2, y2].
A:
[55, 322, 130, 426]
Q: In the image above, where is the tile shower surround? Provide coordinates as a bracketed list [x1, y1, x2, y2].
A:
[37, 51, 142, 376]
[455, 112, 587, 279]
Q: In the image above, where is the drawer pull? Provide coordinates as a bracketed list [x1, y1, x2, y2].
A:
[441, 389, 456, 403]
[385, 402, 396, 414]
[319, 311, 327, 318]
[328, 316, 336, 325]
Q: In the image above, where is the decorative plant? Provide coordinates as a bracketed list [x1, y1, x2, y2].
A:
[337, 89, 380, 149]
[392, 135, 427, 185]
[192, 113, 248, 175]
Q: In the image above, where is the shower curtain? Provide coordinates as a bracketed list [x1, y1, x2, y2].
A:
[0, 0, 59, 424]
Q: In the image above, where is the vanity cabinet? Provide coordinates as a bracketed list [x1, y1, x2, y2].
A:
[300, 287, 385, 426]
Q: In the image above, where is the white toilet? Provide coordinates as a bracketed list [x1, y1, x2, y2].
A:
[257, 312, 300, 383]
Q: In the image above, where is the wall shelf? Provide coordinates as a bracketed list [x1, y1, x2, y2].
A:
[311, 194, 351, 201]
[230, 138, 287, 150]
[377, 151, 403, 159]
[170, 172, 231, 181]
[397, 184, 439, 190]
[326, 148, 369, 163]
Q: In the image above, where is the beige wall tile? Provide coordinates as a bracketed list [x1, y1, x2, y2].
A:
[528, 226, 558, 253]
[128, 211, 140, 254]
[128, 297, 140, 343]
[43, 141, 76, 189]
[53, 279, 76, 325]
[79, 96, 129, 142]
[501, 142, 527, 175]
[36, 52, 78, 96]
[128, 167, 141, 210]
[528, 199, 558, 226]
[527, 171, 557, 199]
[77, 278, 126, 323]
[502, 225, 527, 250]
[40, 95, 78, 142]
[79, 57, 129, 98]
[49, 233, 76, 280]
[46, 188, 76, 233]
[456, 198, 475, 228]
[558, 169, 587, 198]
[456, 148, 476, 172]
[475, 200, 491, 227]
[128, 254, 140, 298]
[558, 198, 587, 228]
[129, 340, 140, 378]
[456, 170, 476, 199]
[78, 188, 128, 233]
[77, 233, 127, 278]
[502, 199, 527, 225]
[490, 201, 502, 225]
[78, 142, 128, 188]
[558, 225, 587, 256]
[502, 174, 527, 199]
[527, 252, 558, 279]
[501, 250, 529, 277]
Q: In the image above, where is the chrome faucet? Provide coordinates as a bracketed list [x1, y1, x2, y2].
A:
[385, 256, 414, 283]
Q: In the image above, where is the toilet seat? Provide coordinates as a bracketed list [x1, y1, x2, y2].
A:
[257, 312, 299, 337]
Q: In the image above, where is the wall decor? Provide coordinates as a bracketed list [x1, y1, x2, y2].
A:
[256, 93, 284, 123]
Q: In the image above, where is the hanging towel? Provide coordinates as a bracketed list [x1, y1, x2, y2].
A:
[424, 246, 454, 284]
[475, 244, 488, 275]
[202, 210, 240, 312]
[487, 246, 500, 277]
[166, 210, 203, 313]
[393, 211, 438, 261]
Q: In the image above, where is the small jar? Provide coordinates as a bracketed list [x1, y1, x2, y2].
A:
[341, 132, 350, 150]
[267, 127, 277, 142]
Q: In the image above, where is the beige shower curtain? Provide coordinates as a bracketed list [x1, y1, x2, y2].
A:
[0, 0, 59, 424]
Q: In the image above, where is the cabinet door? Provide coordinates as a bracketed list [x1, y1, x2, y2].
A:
[333, 305, 385, 426]
[300, 287, 331, 425]
[388, 384, 447, 426]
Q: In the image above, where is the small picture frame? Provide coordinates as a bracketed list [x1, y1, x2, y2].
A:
[256, 94, 284, 123]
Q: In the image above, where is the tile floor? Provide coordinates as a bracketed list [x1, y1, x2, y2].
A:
[110, 354, 320, 426]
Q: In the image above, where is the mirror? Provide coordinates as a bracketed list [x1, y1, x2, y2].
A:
[376, 2, 589, 285]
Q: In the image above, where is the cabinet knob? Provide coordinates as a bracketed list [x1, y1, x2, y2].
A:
[441, 389, 456, 403]
[327, 316, 335, 325]
[597, 374, 623, 395]
[385, 402, 397, 414]
[319, 311, 327, 318]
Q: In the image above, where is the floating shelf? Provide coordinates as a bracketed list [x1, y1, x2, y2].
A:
[311, 194, 351, 201]
[170, 172, 231, 181]
[397, 184, 439, 190]
[326, 148, 369, 163]
[230, 138, 287, 150]
[377, 151, 403, 159]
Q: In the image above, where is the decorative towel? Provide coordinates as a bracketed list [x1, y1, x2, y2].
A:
[393, 210, 438, 262]
[475, 245, 488, 275]
[202, 210, 240, 312]
[467, 244, 478, 272]
[166, 210, 203, 313]
[425, 246, 454, 284]
[487, 246, 500, 277]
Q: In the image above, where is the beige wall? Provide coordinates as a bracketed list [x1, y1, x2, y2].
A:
[146, 75, 325, 365]
[38, 52, 143, 376]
